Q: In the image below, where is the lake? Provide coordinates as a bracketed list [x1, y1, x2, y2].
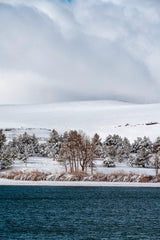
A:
[0, 186, 160, 239]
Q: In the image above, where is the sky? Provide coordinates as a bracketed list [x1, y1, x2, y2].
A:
[0, 0, 160, 104]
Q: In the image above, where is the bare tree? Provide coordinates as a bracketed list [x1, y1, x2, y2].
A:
[59, 130, 80, 173]
[79, 134, 94, 172]
[59, 130, 96, 173]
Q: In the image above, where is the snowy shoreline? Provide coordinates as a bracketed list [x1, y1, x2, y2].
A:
[1, 179, 160, 187]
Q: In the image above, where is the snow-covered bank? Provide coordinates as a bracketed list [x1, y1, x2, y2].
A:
[1, 100, 160, 141]
[1, 179, 160, 187]
[0, 157, 157, 178]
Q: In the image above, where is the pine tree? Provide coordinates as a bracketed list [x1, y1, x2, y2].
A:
[103, 134, 123, 162]
[0, 145, 14, 169]
[132, 137, 153, 153]
[9, 132, 39, 161]
[0, 129, 6, 149]
[91, 133, 102, 158]
[130, 147, 150, 168]
[153, 137, 160, 153]
[46, 129, 62, 159]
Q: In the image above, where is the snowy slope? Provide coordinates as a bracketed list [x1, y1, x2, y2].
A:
[0, 100, 160, 141]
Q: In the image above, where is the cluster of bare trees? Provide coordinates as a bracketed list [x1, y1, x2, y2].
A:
[59, 131, 97, 173]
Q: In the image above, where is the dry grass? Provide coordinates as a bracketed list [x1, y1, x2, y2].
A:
[0, 170, 157, 183]
[140, 175, 154, 183]
[1, 170, 51, 181]
[1, 170, 24, 179]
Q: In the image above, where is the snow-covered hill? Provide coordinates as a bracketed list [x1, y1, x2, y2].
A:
[0, 100, 160, 141]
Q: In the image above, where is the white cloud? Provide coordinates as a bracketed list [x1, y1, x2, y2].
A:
[0, 0, 160, 104]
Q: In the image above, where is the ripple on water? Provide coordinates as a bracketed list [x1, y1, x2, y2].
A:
[0, 186, 160, 240]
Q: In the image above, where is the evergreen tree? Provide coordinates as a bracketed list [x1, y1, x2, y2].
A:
[130, 147, 150, 168]
[0, 145, 14, 169]
[0, 129, 6, 149]
[103, 134, 124, 162]
[153, 137, 160, 153]
[132, 136, 153, 153]
[14, 132, 39, 160]
[46, 129, 62, 159]
[91, 133, 102, 158]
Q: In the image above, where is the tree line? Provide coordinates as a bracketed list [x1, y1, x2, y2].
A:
[0, 129, 160, 175]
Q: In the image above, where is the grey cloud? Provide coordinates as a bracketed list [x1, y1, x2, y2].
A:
[0, 0, 160, 104]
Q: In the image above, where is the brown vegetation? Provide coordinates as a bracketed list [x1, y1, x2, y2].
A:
[59, 130, 97, 173]
[1, 170, 159, 183]
[140, 175, 153, 183]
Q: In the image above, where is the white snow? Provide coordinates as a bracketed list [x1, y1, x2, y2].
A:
[0, 157, 156, 178]
[0, 100, 160, 185]
[1, 178, 160, 187]
[0, 100, 160, 142]
[95, 160, 156, 176]
[0, 158, 64, 174]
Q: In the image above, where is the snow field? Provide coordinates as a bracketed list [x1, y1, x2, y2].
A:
[0, 100, 160, 142]
[0, 157, 156, 177]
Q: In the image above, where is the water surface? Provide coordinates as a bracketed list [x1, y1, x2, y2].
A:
[0, 186, 160, 239]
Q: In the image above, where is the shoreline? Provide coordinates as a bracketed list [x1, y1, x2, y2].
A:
[1, 179, 160, 187]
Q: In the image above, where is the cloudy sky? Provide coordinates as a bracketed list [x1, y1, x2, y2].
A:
[0, 0, 160, 104]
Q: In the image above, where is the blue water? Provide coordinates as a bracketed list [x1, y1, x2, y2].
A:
[0, 187, 160, 240]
